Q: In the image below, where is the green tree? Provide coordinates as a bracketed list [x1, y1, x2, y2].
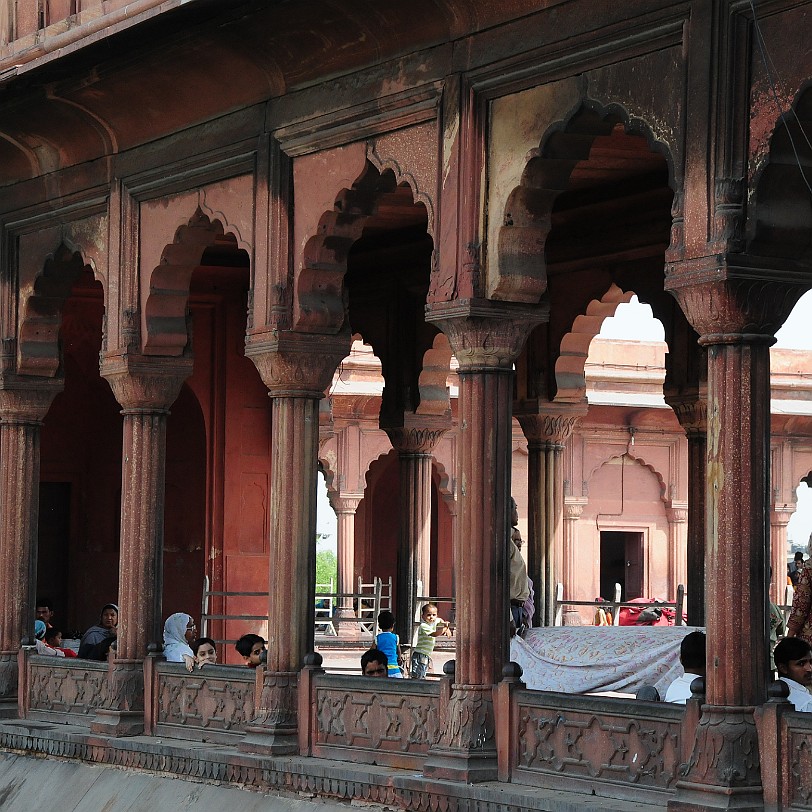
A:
[315, 549, 337, 589]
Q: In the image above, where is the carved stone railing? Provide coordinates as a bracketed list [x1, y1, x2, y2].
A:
[299, 662, 445, 769]
[21, 652, 108, 725]
[758, 688, 812, 810]
[500, 681, 687, 803]
[145, 658, 260, 745]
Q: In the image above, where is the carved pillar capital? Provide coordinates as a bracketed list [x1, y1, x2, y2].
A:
[0, 375, 63, 422]
[770, 508, 794, 527]
[425, 298, 546, 372]
[666, 506, 688, 524]
[667, 395, 708, 437]
[564, 501, 585, 521]
[331, 495, 362, 514]
[382, 412, 451, 455]
[245, 330, 351, 397]
[665, 262, 806, 344]
[516, 402, 588, 449]
[100, 354, 193, 411]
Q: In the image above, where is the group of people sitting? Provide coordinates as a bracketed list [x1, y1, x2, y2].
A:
[34, 599, 268, 668]
[662, 629, 812, 711]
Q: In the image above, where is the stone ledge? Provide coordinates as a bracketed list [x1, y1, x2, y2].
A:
[0, 718, 666, 812]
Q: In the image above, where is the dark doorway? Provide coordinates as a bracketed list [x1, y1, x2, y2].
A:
[37, 482, 72, 631]
[600, 530, 644, 601]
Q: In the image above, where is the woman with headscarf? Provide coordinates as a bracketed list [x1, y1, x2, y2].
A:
[163, 612, 196, 672]
[78, 603, 118, 659]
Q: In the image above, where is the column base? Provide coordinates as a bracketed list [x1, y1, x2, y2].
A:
[422, 748, 498, 783]
[667, 783, 765, 812]
[239, 670, 299, 755]
[423, 684, 498, 783]
[669, 705, 763, 812]
[238, 725, 298, 755]
[90, 709, 145, 737]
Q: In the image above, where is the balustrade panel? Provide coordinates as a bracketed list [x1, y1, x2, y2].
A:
[511, 689, 684, 803]
[26, 656, 108, 724]
[310, 674, 441, 769]
[152, 662, 257, 744]
[784, 713, 812, 809]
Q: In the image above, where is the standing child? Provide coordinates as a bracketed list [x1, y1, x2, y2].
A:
[409, 602, 451, 679]
[374, 611, 403, 678]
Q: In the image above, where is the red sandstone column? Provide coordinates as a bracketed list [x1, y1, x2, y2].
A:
[770, 509, 792, 604]
[94, 355, 192, 736]
[0, 380, 61, 714]
[241, 331, 348, 755]
[384, 415, 449, 644]
[666, 506, 688, 603]
[669, 396, 707, 625]
[562, 500, 585, 600]
[332, 494, 361, 624]
[516, 404, 586, 626]
[423, 299, 542, 783]
[668, 278, 788, 812]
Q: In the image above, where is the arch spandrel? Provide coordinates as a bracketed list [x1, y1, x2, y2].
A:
[140, 201, 250, 357]
[294, 157, 431, 335]
[17, 242, 101, 378]
[747, 83, 812, 266]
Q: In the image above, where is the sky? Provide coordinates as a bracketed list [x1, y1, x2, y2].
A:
[316, 292, 812, 553]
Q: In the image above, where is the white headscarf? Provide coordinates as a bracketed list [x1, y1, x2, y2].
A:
[163, 612, 194, 663]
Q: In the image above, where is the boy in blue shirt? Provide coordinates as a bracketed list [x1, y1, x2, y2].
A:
[374, 611, 403, 677]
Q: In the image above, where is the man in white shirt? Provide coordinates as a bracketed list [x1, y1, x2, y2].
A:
[665, 631, 706, 704]
[774, 637, 812, 711]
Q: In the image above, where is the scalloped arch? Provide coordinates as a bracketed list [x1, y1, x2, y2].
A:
[367, 148, 435, 240]
[495, 99, 676, 304]
[294, 161, 430, 333]
[143, 206, 249, 356]
[748, 82, 812, 263]
[587, 450, 669, 505]
[417, 332, 452, 417]
[554, 283, 635, 402]
[18, 242, 102, 377]
[432, 456, 453, 500]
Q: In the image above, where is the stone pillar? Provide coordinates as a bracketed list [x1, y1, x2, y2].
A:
[562, 500, 586, 600]
[667, 276, 796, 812]
[241, 331, 348, 755]
[93, 355, 192, 736]
[384, 414, 449, 644]
[332, 495, 362, 623]
[769, 508, 792, 604]
[516, 404, 586, 627]
[666, 505, 688, 603]
[669, 396, 707, 625]
[423, 299, 543, 783]
[0, 378, 61, 715]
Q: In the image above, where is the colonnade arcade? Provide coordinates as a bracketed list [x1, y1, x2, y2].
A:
[0, 4, 811, 806]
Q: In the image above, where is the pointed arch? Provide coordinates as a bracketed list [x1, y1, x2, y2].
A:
[294, 161, 430, 333]
[495, 100, 676, 304]
[748, 83, 812, 262]
[587, 449, 669, 505]
[18, 243, 101, 377]
[554, 283, 634, 402]
[143, 207, 249, 356]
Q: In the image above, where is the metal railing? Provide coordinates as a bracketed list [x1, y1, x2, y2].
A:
[553, 582, 686, 626]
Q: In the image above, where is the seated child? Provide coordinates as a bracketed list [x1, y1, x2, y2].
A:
[192, 636, 217, 668]
[374, 611, 403, 678]
[235, 633, 266, 667]
[34, 620, 64, 657]
[44, 627, 77, 658]
[409, 602, 451, 679]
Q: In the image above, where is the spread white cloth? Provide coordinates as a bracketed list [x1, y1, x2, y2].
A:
[510, 625, 702, 695]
